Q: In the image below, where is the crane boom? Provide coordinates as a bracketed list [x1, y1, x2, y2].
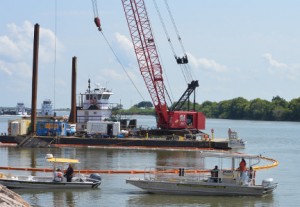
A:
[170, 80, 199, 111]
[121, 0, 169, 128]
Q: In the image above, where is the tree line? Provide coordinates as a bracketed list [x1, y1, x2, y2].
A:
[116, 96, 300, 121]
[187, 96, 300, 121]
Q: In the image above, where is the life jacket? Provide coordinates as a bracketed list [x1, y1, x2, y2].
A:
[239, 160, 246, 171]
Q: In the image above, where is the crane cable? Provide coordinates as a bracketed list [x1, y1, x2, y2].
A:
[150, 24, 175, 105]
[100, 31, 146, 101]
[152, 0, 188, 84]
[164, 0, 196, 82]
[164, 0, 186, 54]
[152, 0, 176, 58]
[91, 0, 145, 101]
[152, 0, 194, 84]
[91, 0, 99, 18]
[53, 0, 57, 114]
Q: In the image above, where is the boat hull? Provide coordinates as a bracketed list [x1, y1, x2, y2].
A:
[228, 139, 246, 149]
[126, 178, 277, 196]
[0, 176, 101, 189]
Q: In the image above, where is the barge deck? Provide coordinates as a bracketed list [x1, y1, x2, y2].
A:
[0, 135, 230, 149]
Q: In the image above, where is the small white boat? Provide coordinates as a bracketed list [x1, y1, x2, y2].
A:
[16, 102, 27, 116]
[126, 152, 277, 196]
[228, 130, 246, 149]
[0, 154, 101, 189]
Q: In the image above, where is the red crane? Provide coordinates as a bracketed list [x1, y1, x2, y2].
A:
[92, 0, 205, 131]
[121, 0, 205, 131]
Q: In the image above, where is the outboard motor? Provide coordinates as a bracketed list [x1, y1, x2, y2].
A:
[262, 178, 275, 187]
[89, 173, 102, 181]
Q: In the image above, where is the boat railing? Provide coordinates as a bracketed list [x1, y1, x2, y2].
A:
[77, 116, 109, 123]
[4, 174, 54, 182]
[229, 131, 238, 139]
[144, 167, 210, 182]
[143, 167, 254, 185]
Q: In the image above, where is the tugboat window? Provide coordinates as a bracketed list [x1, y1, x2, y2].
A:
[103, 94, 110, 99]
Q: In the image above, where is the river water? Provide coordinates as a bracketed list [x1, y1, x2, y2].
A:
[0, 115, 299, 207]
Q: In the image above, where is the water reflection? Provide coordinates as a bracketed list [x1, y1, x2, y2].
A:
[126, 193, 275, 207]
[64, 191, 76, 207]
[156, 150, 205, 168]
[15, 189, 100, 207]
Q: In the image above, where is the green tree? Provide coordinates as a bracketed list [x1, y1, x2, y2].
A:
[135, 101, 153, 108]
[248, 98, 272, 120]
[271, 96, 288, 108]
[218, 100, 231, 119]
[288, 98, 300, 121]
[229, 97, 249, 119]
[271, 96, 289, 120]
[199, 101, 218, 118]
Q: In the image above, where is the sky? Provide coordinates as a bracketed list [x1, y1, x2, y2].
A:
[1, 0, 300, 109]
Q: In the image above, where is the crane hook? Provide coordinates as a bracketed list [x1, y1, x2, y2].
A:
[94, 17, 102, 31]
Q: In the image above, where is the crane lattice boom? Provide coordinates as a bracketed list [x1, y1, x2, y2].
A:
[121, 0, 169, 127]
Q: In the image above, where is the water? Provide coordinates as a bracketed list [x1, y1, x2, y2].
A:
[1, 115, 300, 207]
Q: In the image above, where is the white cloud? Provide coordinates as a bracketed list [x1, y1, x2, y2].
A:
[0, 21, 64, 76]
[0, 35, 21, 60]
[103, 68, 125, 80]
[263, 53, 299, 80]
[5, 21, 37, 61]
[0, 60, 31, 77]
[187, 52, 228, 72]
[0, 60, 13, 75]
[262, 53, 287, 68]
[101, 67, 138, 82]
[114, 32, 133, 53]
[39, 26, 64, 63]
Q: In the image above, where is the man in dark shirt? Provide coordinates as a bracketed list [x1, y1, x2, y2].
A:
[65, 164, 74, 182]
[211, 165, 219, 182]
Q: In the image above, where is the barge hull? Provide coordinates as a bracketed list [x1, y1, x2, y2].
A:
[0, 135, 229, 149]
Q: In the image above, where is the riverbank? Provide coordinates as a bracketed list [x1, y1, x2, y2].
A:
[0, 184, 31, 207]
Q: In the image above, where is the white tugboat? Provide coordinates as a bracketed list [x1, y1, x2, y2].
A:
[76, 79, 117, 133]
[16, 102, 27, 116]
[40, 99, 53, 116]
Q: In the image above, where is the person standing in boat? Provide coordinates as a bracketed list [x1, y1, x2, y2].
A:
[239, 158, 247, 177]
[65, 164, 74, 182]
[211, 165, 219, 182]
[248, 166, 255, 185]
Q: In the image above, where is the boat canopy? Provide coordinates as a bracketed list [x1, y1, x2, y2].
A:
[199, 151, 260, 159]
[46, 157, 80, 164]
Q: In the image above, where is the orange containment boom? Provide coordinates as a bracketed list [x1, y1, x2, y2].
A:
[0, 156, 278, 174]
